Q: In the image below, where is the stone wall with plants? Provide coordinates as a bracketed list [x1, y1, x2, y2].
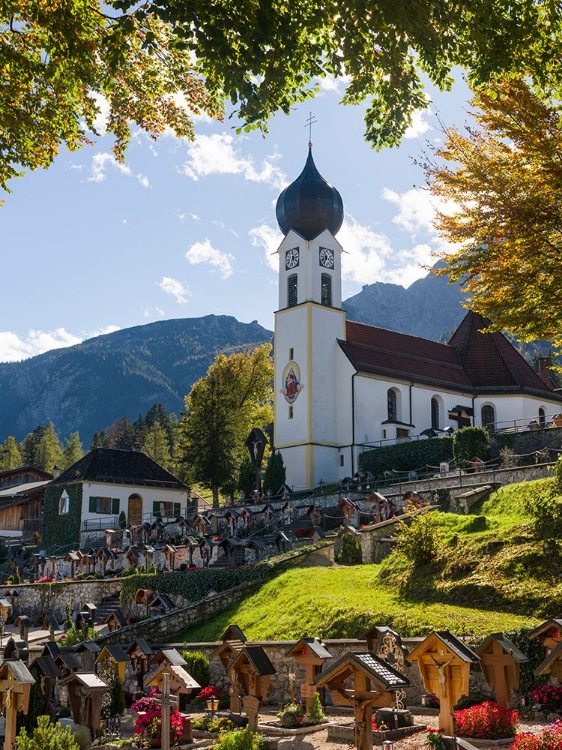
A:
[0, 578, 121, 623]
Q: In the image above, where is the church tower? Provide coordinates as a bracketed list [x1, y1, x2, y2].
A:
[274, 147, 347, 490]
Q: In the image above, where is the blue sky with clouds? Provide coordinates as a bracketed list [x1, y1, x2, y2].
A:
[0, 74, 471, 362]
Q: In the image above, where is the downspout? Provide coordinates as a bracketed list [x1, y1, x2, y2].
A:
[472, 394, 476, 426]
[351, 372, 357, 476]
[409, 382, 414, 427]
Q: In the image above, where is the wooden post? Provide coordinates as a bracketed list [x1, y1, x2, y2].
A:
[153, 672, 178, 750]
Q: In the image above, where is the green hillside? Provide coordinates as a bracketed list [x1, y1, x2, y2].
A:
[178, 477, 561, 642]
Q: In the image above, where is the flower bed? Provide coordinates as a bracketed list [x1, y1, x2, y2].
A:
[454, 701, 519, 741]
[511, 719, 562, 749]
[529, 685, 562, 711]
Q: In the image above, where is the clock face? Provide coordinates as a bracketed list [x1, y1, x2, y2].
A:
[285, 247, 299, 270]
[319, 247, 335, 269]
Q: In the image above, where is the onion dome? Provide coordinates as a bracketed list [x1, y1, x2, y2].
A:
[276, 148, 344, 239]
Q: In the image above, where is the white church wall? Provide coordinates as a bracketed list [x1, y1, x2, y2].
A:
[473, 394, 562, 429]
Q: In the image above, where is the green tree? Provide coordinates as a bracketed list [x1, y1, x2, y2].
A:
[237, 453, 256, 499]
[90, 430, 111, 449]
[395, 511, 440, 567]
[453, 426, 490, 469]
[20, 425, 46, 466]
[62, 432, 83, 470]
[111, 416, 135, 450]
[426, 78, 562, 349]
[142, 422, 172, 469]
[21, 424, 63, 472]
[16, 716, 79, 750]
[110, 677, 126, 717]
[263, 450, 286, 496]
[5, 1, 562, 192]
[181, 344, 273, 507]
[0, 436, 22, 471]
[20, 667, 47, 733]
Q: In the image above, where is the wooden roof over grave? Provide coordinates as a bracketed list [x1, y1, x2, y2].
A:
[286, 638, 332, 660]
[315, 651, 410, 690]
[43, 614, 62, 633]
[41, 642, 60, 658]
[55, 652, 82, 671]
[477, 633, 528, 664]
[147, 663, 200, 692]
[220, 625, 247, 644]
[409, 631, 480, 665]
[151, 648, 187, 667]
[127, 639, 154, 657]
[105, 611, 127, 627]
[74, 641, 102, 655]
[229, 646, 276, 677]
[49, 447, 188, 489]
[97, 644, 129, 663]
[149, 594, 175, 611]
[30, 656, 61, 679]
[244, 537, 266, 550]
[0, 659, 35, 684]
[528, 619, 562, 641]
[361, 625, 410, 663]
[534, 641, 562, 677]
[70, 672, 108, 690]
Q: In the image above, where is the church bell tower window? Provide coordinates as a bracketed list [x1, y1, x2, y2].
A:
[321, 273, 332, 307]
[287, 274, 298, 307]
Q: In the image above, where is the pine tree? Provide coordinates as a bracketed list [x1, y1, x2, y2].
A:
[20, 425, 46, 466]
[237, 453, 256, 499]
[62, 432, 83, 469]
[0, 436, 22, 471]
[35, 423, 63, 473]
[263, 450, 286, 496]
[111, 417, 135, 450]
[90, 431, 111, 449]
[142, 423, 172, 468]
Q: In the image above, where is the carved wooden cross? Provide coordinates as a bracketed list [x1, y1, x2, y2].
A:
[153, 673, 178, 750]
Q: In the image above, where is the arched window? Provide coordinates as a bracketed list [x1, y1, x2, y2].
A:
[321, 273, 332, 306]
[481, 404, 495, 431]
[539, 407, 546, 427]
[287, 274, 298, 307]
[431, 397, 441, 430]
[387, 389, 398, 422]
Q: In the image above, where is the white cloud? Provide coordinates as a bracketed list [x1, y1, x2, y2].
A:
[181, 134, 286, 189]
[404, 107, 432, 139]
[0, 325, 120, 362]
[382, 186, 439, 235]
[88, 152, 151, 189]
[158, 277, 189, 304]
[91, 92, 110, 135]
[339, 217, 395, 285]
[249, 223, 283, 271]
[185, 239, 235, 279]
[143, 307, 166, 318]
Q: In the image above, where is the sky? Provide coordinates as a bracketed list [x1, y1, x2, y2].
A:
[0, 74, 472, 363]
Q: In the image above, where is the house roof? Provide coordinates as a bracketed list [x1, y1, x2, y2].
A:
[49, 448, 188, 489]
[340, 312, 562, 400]
[448, 311, 561, 397]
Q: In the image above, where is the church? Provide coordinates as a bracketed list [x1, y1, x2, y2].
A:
[272, 147, 562, 490]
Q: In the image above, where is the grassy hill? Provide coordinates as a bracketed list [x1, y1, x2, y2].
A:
[178, 477, 561, 642]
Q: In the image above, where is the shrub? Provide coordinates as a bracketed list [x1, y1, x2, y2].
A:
[309, 693, 325, 723]
[336, 533, 362, 565]
[454, 701, 518, 739]
[118, 511, 127, 529]
[73, 724, 92, 750]
[110, 677, 126, 717]
[182, 650, 210, 689]
[198, 685, 221, 701]
[453, 426, 490, 468]
[527, 482, 562, 538]
[212, 729, 265, 749]
[395, 511, 440, 567]
[16, 716, 79, 750]
[358, 436, 454, 478]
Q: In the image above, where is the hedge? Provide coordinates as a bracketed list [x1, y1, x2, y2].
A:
[358, 436, 454, 478]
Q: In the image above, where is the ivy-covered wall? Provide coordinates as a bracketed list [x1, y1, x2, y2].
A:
[120, 566, 271, 612]
[43, 482, 83, 550]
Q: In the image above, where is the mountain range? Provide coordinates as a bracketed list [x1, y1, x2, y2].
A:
[0, 268, 508, 445]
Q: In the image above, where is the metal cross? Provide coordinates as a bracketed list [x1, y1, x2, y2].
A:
[305, 112, 317, 147]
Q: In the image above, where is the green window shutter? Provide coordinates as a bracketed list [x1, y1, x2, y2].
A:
[89, 497, 97, 513]
[153, 501, 160, 515]
[112, 498, 120, 515]
[174, 503, 181, 517]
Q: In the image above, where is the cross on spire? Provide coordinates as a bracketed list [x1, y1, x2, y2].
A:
[305, 112, 317, 148]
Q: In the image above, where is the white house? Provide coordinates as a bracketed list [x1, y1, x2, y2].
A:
[273, 147, 562, 490]
[43, 448, 189, 549]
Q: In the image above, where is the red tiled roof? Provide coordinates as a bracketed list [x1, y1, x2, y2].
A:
[341, 313, 562, 400]
[342, 321, 472, 391]
[448, 311, 558, 394]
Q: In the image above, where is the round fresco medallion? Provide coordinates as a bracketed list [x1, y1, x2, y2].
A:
[280, 361, 304, 404]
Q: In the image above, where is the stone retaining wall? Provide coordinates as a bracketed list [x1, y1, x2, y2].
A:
[0, 578, 122, 623]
